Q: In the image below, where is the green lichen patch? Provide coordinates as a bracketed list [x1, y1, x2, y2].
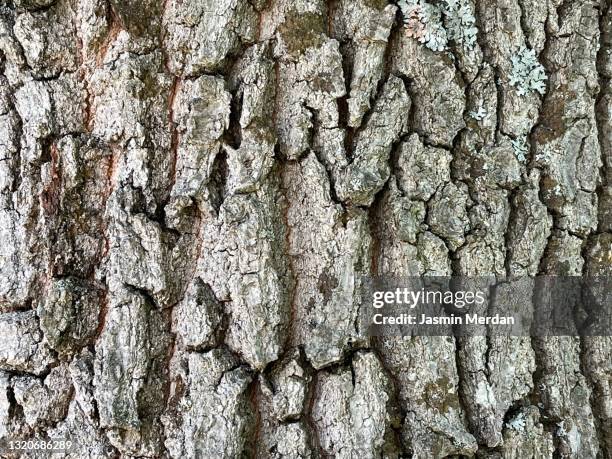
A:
[422, 375, 461, 414]
[278, 11, 326, 57]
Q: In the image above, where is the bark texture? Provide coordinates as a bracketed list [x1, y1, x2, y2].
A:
[0, 0, 610, 457]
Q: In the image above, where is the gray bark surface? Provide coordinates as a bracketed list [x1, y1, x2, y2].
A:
[0, 0, 610, 457]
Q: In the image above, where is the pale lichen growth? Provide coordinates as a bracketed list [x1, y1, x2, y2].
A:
[398, 0, 446, 51]
[397, 0, 478, 52]
[511, 135, 529, 163]
[469, 104, 487, 121]
[444, 0, 478, 50]
[506, 412, 526, 431]
[509, 47, 547, 96]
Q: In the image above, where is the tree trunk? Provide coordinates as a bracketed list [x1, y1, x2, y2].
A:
[0, 0, 610, 457]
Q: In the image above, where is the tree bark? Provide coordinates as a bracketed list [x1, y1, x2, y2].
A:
[0, 0, 610, 457]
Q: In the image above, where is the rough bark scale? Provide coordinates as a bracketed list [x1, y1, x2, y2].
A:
[0, 0, 610, 457]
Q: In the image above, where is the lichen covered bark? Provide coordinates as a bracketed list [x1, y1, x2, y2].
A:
[0, 0, 610, 457]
